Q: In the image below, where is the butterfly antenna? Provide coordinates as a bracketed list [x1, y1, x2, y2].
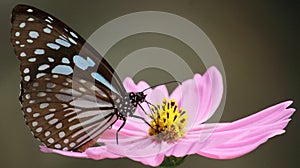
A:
[141, 80, 182, 92]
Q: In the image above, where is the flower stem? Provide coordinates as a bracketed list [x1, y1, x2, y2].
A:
[157, 156, 187, 168]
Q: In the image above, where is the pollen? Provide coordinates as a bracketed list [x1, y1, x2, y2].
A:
[148, 98, 188, 142]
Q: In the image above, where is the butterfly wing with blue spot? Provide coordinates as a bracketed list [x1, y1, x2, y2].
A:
[11, 4, 125, 151]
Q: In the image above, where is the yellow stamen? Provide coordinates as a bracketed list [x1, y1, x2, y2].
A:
[148, 98, 188, 142]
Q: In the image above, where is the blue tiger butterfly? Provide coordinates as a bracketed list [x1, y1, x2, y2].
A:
[11, 4, 150, 152]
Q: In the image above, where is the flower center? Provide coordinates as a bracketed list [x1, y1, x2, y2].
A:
[148, 98, 188, 142]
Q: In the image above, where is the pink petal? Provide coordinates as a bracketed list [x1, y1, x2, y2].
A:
[103, 136, 174, 158]
[85, 146, 122, 160]
[97, 117, 174, 159]
[173, 78, 201, 130]
[148, 84, 169, 104]
[123, 77, 150, 93]
[170, 66, 223, 126]
[100, 117, 149, 142]
[193, 66, 223, 124]
[166, 101, 295, 159]
[130, 153, 165, 167]
[87, 142, 166, 167]
[40, 146, 88, 158]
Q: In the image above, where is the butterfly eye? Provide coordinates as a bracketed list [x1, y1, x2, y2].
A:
[129, 92, 134, 98]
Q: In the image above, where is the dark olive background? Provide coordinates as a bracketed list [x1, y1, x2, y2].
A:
[0, 1, 298, 168]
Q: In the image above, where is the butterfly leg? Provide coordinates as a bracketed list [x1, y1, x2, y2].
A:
[144, 101, 161, 130]
[116, 115, 126, 144]
[130, 114, 151, 128]
[138, 103, 151, 116]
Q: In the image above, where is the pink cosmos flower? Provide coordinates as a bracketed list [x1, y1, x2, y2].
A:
[41, 66, 295, 167]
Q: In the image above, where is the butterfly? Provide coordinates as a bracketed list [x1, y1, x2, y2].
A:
[10, 4, 151, 152]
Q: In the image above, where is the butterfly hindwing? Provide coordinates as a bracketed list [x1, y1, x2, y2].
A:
[11, 4, 124, 151]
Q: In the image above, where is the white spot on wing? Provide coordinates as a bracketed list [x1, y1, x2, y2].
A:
[59, 35, 67, 41]
[25, 94, 30, 99]
[48, 16, 54, 21]
[55, 93, 73, 102]
[47, 83, 56, 88]
[19, 22, 26, 28]
[32, 121, 38, 127]
[24, 75, 30, 81]
[20, 52, 26, 57]
[27, 9, 33, 12]
[43, 27, 51, 33]
[45, 114, 54, 120]
[27, 39, 33, 43]
[49, 118, 58, 125]
[69, 143, 75, 148]
[26, 107, 32, 113]
[33, 113, 40, 117]
[45, 131, 51, 137]
[47, 24, 53, 29]
[37, 92, 46, 97]
[23, 68, 29, 73]
[36, 127, 43, 133]
[34, 49, 45, 55]
[38, 64, 50, 71]
[70, 31, 78, 39]
[55, 39, 71, 47]
[36, 73, 46, 78]
[40, 103, 49, 109]
[28, 17, 34, 21]
[47, 138, 54, 143]
[15, 32, 20, 36]
[55, 144, 61, 149]
[28, 58, 36, 62]
[79, 87, 86, 92]
[33, 82, 39, 87]
[45, 18, 52, 23]
[68, 37, 77, 45]
[79, 79, 86, 83]
[59, 131, 65, 138]
[56, 123, 63, 129]
[48, 57, 55, 62]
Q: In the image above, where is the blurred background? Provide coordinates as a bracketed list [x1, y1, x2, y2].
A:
[0, 0, 298, 167]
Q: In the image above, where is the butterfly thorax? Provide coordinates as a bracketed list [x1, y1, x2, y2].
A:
[114, 92, 146, 117]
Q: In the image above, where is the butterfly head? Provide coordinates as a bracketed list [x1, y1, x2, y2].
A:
[129, 92, 146, 107]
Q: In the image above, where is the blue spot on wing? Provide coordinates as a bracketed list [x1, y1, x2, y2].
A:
[73, 55, 95, 70]
[52, 65, 73, 75]
[62, 57, 70, 64]
[87, 57, 95, 67]
[91, 72, 118, 94]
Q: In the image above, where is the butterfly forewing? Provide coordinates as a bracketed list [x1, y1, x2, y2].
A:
[11, 5, 124, 151]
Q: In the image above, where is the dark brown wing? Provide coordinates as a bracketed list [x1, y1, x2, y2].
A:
[11, 4, 124, 151]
